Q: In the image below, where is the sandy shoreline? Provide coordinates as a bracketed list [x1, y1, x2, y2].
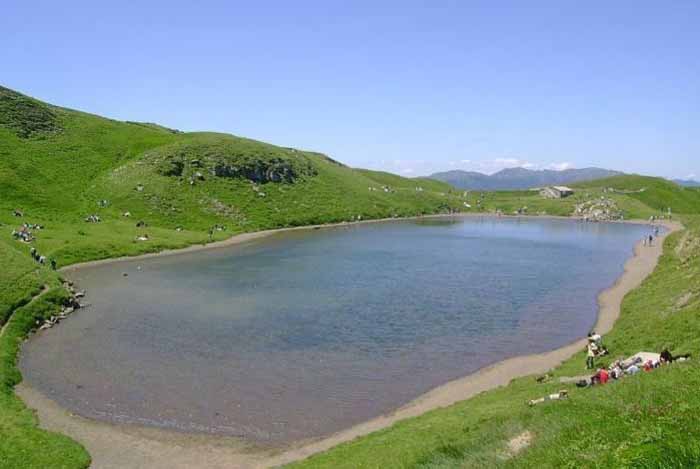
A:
[59, 213, 467, 273]
[16, 217, 682, 469]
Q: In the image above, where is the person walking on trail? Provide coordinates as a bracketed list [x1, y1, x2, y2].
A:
[648, 234, 654, 246]
[586, 339, 598, 370]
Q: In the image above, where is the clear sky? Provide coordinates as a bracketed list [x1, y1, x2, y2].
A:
[2, 1, 699, 179]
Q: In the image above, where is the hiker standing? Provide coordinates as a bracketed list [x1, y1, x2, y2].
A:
[586, 339, 598, 370]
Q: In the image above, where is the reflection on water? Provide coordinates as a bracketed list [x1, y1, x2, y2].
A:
[20, 217, 650, 445]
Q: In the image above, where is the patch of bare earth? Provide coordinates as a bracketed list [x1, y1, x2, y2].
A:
[506, 430, 533, 457]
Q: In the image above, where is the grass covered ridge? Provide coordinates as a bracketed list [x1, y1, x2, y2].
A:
[0, 264, 91, 468]
[1, 85, 699, 468]
[0, 85, 467, 469]
[0, 86, 62, 139]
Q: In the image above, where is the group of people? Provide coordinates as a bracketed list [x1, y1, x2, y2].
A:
[585, 331, 608, 369]
[12, 226, 34, 242]
[583, 331, 690, 387]
[584, 349, 689, 388]
[642, 225, 661, 247]
[207, 224, 227, 240]
[11, 222, 44, 243]
[29, 247, 57, 270]
[588, 358, 645, 386]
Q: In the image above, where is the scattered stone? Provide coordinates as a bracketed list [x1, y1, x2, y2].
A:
[574, 197, 623, 222]
[675, 292, 693, 310]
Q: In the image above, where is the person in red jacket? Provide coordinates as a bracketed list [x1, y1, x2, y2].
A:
[598, 367, 609, 384]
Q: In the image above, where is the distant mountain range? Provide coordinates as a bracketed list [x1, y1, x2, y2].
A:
[429, 167, 623, 191]
[673, 179, 700, 187]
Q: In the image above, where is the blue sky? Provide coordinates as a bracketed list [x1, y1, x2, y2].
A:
[2, 1, 699, 179]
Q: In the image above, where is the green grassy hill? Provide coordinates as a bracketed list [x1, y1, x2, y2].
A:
[0, 85, 465, 267]
[575, 175, 700, 215]
[1, 85, 698, 468]
[0, 85, 464, 469]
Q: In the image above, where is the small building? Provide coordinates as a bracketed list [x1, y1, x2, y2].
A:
[540, 186, 574, 199]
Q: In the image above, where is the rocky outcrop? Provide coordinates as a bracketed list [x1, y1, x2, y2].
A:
[574, 197, 624, 221]
[148, 139, 317, 185]
[36, 283, 86, 331]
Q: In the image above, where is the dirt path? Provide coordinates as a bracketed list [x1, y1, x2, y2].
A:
[16, 220, 681, 469]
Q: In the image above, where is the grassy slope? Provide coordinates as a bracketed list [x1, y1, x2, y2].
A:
[0, 86, 465, 468]
[576, 175, 700, 215]
[2, 86, 699, 468]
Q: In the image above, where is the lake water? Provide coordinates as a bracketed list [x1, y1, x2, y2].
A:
[20, 216, 651, 445]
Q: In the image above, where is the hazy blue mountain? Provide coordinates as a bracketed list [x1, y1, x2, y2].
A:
[673, 179, 700, 187]
[429, 167, 622, 190]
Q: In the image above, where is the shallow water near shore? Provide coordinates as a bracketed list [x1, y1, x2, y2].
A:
[21, 216, 651, 445]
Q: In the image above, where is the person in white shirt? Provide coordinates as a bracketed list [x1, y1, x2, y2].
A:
[586, 339, 598, 369]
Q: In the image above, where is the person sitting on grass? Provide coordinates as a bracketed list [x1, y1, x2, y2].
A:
[660, 349, 691, 364]
[609, 361, 624, 380]
[643, 359, 659, 372]
[590, 366, 609, 385]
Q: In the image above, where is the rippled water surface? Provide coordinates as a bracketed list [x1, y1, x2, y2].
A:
[21, 217, 651, 444]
